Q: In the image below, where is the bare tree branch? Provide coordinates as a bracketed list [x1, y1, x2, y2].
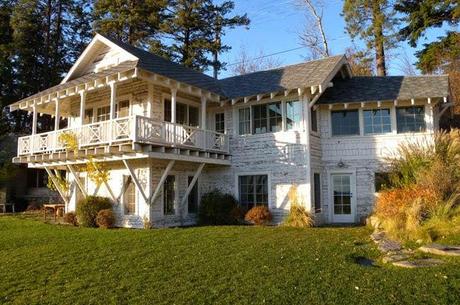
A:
[297, 0, 330, 59]
[230, 47, 282, 76]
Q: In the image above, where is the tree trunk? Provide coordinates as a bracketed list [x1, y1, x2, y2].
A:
[372, 0, 386, 76]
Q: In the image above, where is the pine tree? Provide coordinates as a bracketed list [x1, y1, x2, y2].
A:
[206, 1, 249, 78]
[93, 0, 168, 47]
[342, 0, 399, 76]
[160, 0, 212, 71]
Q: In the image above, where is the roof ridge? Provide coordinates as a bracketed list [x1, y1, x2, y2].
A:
[219, 54, 345, 81]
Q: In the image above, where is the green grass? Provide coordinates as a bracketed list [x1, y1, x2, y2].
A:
[0, 216, 459, 305]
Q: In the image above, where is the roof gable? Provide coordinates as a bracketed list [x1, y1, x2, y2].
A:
[61, 34, 138, 84]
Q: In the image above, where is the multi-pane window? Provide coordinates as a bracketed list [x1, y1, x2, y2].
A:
[363, 109, 391, 135]
[84, 109, 94, 124]
[286, 100, 303, 130]
[187, 176, 199, 214]
[396, 106, 425, 133]
[238, 175, 268, 211]
[311, 108, 318, 132]
[268, 102, 283, 132]
[96, 106, 110, 122]
[239, 108, 251, 135]
[27, 169, 48, 188]
[164, 99, 199, 127]
[116, 100, 130, 118]
[215, 113, 225, 133]
[253, 104, 268, 134]
[331, 110, 359, 136]
[374, 172, 390, 192]
[164, 175, 175, 215]
[123, 176, 136, 215]
[313, 173, 321, 213]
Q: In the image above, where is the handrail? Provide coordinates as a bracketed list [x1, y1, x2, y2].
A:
[17, 115, 229, 156]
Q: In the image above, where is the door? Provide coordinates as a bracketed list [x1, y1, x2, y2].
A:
[331, 173, 356, 223]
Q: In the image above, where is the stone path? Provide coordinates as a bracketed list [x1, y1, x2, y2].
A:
[419, 244, 460, 257]
[392, 258, 444, 269]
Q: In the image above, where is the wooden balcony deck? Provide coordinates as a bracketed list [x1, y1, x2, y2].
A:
[14, 116, 230, 166]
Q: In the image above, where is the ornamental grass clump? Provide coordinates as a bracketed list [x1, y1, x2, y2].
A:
[373, 130, 460, 242]
[284, 185, 314, 228]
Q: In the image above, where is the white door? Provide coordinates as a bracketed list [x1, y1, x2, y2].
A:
[331, 173, 356, 223]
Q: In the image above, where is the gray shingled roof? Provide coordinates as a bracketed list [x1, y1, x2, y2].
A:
[101, 35, 226, 96]
[218, 55, 345, 99]
[317, 75, 450, 104]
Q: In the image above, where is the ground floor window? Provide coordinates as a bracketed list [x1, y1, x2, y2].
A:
[27, 169, 48, 188]
[313, 173, 321, 213]
[123, 176, 136, 215]
[374, 172, 390, 192]
[238, 175, 268, 210]
[187, 176, 199, 214]
[164, 175, 175, 215]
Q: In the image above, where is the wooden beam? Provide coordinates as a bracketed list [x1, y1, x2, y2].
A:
[122, 160, 148, 203]
[149, 160, 175, 205]
[427, 97, 431, 104]
[66, 165, 87, 198]
[270, 92, 276, 99]
[44, 167, 69, 205]
[231, 99, 237, 105]
[244, 97, 249, 103]
[377, 101, 381, 108]
[394, 100, 398, 106]
[411, 98, 415, 105]
[444, 96, 448, 103]
[180, 163, 205, 207]
[257, 94, 263, 101]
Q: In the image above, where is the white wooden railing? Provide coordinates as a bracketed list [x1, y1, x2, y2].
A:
[17, 115, 229, 156]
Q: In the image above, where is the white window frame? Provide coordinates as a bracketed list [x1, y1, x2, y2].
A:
[162, 173, 178, 216]
[362, 108, 392, 135]
[395, 105, 426, 134]
[214, 112, 226, 134]
[233, 96, 305, 136]
[162, 94, 200, 126]
[122, 175, 137, 216]
[235, 172, 271, 209]
[83, 94, 132, 124]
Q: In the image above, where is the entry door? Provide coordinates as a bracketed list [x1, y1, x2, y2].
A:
[331, 173, 356, 223]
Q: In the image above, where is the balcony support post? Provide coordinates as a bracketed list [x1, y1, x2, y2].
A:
[201, 95, 207, 129]
[32, 105, 37, 135]
[54, 98, 60, 131]
[171, 88, 177, 124]
[79, 91, 86, 126]
[109, 82, 117, 144]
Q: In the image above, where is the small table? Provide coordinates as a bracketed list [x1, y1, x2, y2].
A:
[0, 203, 15, 213]
[43, 204, 65, 222]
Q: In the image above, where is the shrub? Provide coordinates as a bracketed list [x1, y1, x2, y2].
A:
[76, 196, 112, 227]
[245, 206, 272, 225]
[96, 209, 115, 229]
[283, 185, 314, 228]
[63, 212, 78, 226]
[198, 190, 239, 225]
[284, 204, 314, 228]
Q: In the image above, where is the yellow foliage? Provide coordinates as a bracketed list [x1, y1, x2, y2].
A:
[47, 171, 70, 194]
[86, 157, 110, 186]
[58, 132, 79, 154]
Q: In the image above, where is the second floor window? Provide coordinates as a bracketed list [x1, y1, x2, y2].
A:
[363, 109, 391, 135]
[239, 108, 251, 135]
[215, 113, 225, 133]
[164, 99, 199, 127]
[331, 110, 359, 136]
[286, 100, 302, 131]
[96, 106, 110, 122]
[396, 106, 425, 133]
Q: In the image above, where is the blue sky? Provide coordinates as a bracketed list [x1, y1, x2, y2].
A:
[214, 0, 458, 78]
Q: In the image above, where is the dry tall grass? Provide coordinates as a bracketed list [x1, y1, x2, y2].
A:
[373, 130, 460, 242]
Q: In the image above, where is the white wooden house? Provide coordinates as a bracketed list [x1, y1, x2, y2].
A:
[9, 34, 451, 227]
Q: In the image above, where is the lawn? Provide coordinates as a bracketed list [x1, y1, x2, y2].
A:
[0, 216, 459, 305]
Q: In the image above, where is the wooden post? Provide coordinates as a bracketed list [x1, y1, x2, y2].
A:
[201, 95, 207, 129]
[109, 82, 117, 144]
[54, 98, 60, 131]
[79, 91, 86, 126]
[32, 105, 37, 135]
[171, 88, 177, 124]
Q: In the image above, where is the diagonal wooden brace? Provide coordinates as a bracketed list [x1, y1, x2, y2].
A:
[180, 163, 205, 207]
[44, 167, 69, 205]
[67, 165, 87, 198]
[149, 160, 175, 205]
[123, 160, 148, 203]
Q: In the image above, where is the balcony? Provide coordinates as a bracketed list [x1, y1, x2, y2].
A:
[16, 116, 230, 164]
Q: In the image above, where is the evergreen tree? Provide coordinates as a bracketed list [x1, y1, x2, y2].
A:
[93, 0, 168, 47]
[342, 0, 399, 76]
[160, 0, 212, 71]
[206, 1, 249, 78]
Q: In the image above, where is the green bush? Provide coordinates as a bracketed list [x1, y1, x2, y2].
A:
[76, 196, 112, 227]
[96, 209, 115, 229]
[198, 190, 239, 225]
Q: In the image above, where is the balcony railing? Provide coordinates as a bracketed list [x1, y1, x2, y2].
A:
[17, 115, 229, 156]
